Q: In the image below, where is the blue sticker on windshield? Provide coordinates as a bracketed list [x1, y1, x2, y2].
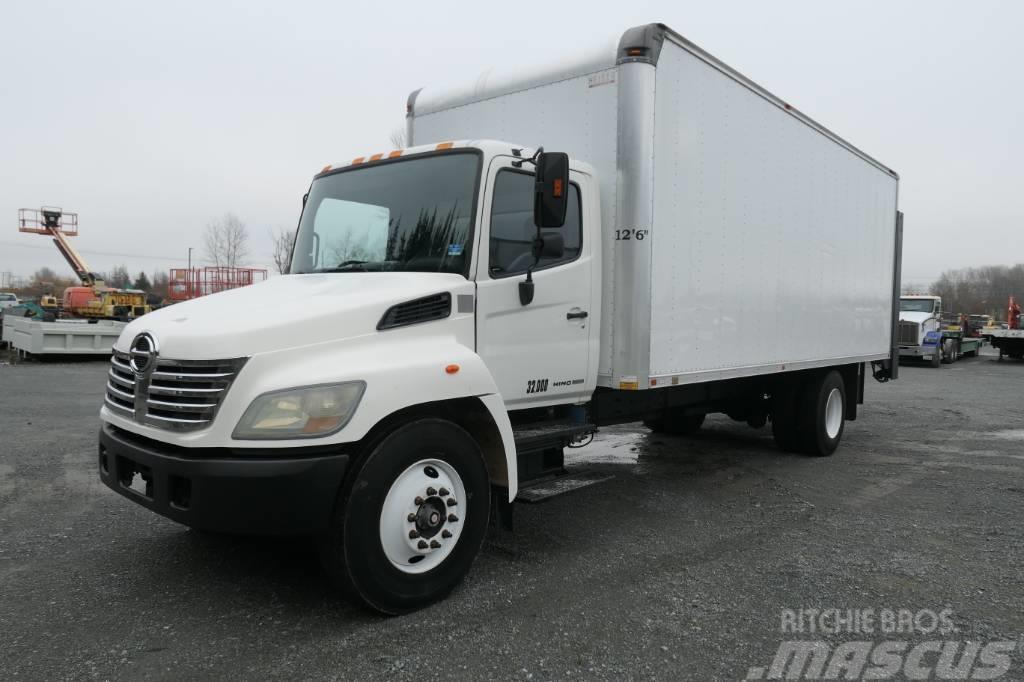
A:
[447, 244, 464, 256]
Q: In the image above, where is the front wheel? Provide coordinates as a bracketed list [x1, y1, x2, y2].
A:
[320, 418, 490, 614]
[941, 338, 957, 364]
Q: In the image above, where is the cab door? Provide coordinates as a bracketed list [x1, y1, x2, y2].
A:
[474, 156, 597, 409]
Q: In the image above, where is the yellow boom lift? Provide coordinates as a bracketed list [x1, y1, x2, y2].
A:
[18, 207, 150, 320]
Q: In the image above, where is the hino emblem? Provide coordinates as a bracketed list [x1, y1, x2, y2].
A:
[129, 333, 158, 375]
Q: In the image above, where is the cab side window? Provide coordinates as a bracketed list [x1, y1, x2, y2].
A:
[489, 169, 581, 277]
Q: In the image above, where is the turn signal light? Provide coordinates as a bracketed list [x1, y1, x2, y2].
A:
[445, 364, 460, 374]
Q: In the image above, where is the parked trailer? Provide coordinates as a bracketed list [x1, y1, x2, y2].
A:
[96, 23, 901, 613]
[987, 329, 1024, 360]
[2, 314, 124, 356]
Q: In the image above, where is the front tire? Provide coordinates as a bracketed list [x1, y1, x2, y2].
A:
[941, 338, 957, 364]
[320, 418, 490, 614]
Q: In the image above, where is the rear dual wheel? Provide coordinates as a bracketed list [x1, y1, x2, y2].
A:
[320, 418, 490, 614]
[771, 370, 846, 457]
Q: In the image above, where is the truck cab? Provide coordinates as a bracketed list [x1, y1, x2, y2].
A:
[99, 141, 600, 613]
[897, 295, 944, 366]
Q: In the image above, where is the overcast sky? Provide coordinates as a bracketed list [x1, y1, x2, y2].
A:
[2, 0, 1021, 288]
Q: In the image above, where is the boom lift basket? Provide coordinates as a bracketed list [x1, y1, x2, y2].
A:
[18, 207, 79, 236]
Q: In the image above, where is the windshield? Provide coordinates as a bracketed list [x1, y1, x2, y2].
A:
[900, 299, 937, 313]
[291, 152, 480, 275]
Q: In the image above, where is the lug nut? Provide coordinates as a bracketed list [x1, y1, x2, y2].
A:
[409, 529, 420, 539]
[439, 487, 449, 497]
[448, 514, 458, 523]
[430, 540, 442, 549]
[407, 513, 416, 522]
[417, 540, 428, 550]
[414, 496, 424, 505]
[426, 486, 437, 496]
[442, 530, 452, 539]
[446, 498, 457, 507]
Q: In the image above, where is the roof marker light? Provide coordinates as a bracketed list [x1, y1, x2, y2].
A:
[321, 164, 332, 173]
[388, 150, 402, 158]
[352, 156, 365, 165]
[436, 142, 454, 150]
[370, 153, 383, 161]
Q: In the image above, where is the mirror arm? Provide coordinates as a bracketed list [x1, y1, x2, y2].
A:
[519, 231, 544, 306]
[519, 268, 535, 306]
[512, 146, 543, 169]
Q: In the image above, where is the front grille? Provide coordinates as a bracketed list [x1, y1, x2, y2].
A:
[105, 351, 246, 432]
[897, 321, 920, 346]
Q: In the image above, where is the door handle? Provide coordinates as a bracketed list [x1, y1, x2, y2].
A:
[567, 310, 589, 320]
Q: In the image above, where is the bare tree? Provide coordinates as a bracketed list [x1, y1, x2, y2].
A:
[107, 264, 132, 289]
[389, 127, 406, 150]
[204, 213, 249, 268]
[930, 263, 1024, 319]
[270, 227, 296, 274]
[150, 270, 170, 300]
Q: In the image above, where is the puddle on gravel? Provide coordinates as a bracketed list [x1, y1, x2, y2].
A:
[990, 429, 1024, 441]
[565, 426, 649, 467]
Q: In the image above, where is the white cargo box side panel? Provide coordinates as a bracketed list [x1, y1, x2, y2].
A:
[648, 39, 898, 383]
[410, 68, 620, 376]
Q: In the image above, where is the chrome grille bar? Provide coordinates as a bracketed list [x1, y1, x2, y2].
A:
[104, 350, 246, 433]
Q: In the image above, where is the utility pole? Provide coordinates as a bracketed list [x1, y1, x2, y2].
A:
[188, 247, 194, 272]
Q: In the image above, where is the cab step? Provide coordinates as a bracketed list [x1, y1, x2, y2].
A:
[512, 419, 596, 452]
[516, 469, 614, 503]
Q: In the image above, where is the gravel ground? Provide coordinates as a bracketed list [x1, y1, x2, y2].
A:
[1, 349, 1022, 680]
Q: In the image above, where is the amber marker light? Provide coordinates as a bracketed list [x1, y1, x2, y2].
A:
[445, 364, 460, 375]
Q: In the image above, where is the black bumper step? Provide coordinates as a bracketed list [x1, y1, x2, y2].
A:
[512, 420, 596, 453]
[517, 469, 614, 503]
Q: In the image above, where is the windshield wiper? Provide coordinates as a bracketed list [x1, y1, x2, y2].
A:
[312, 260, 369, 273]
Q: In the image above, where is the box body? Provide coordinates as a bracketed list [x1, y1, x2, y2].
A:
[410, 24, 899, 390]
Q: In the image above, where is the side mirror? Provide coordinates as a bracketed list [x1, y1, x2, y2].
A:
[532, 232, 565, 260]
[534, 151, 569, 228]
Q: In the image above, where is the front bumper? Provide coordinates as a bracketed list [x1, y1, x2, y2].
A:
[98, 424, 350, 535]
[898, 345, 938, 358]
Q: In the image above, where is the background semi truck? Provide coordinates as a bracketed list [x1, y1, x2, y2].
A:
[897, 295, 983, 366]
[98, 23, 901, 613]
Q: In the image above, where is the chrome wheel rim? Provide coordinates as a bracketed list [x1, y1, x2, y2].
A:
[379, 458, 465, 574]
[824, 387, 843, 440]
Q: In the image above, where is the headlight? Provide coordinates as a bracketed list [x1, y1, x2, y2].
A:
[232, 381, 366, 440]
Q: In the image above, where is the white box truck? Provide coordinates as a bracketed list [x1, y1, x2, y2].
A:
[98, 23, 902, 613]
